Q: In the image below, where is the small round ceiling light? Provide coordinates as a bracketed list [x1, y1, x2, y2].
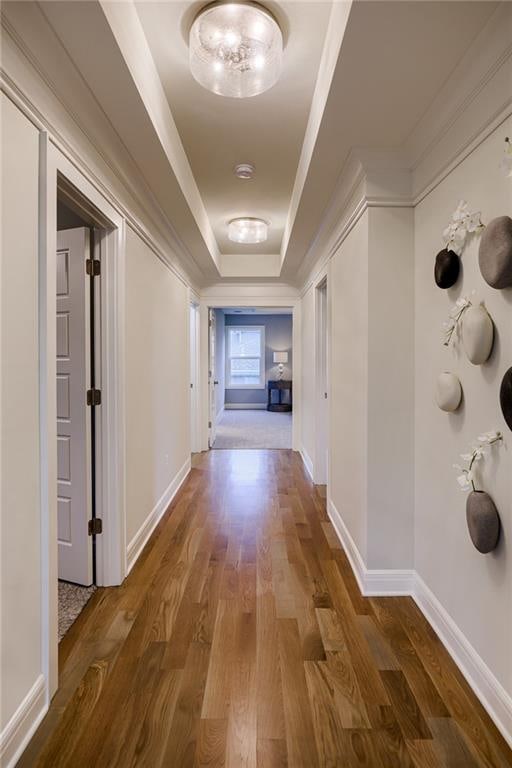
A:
[234, 162, 255, 179]
[228, 217, 268, 244]
[189, 1, 283, 98]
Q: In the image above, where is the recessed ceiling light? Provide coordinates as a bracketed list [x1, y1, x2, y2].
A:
[189, 2, 283, 98]
[234, 163, 255, 180]
[228, 217, 268, 244]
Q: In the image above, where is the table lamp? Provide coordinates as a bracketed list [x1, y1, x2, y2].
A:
[273, 351, 288, 380]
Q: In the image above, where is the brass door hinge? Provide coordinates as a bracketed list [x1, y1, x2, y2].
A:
[87, 388, 101, 406]
[86, 258, 101, 276]
[88, 518, 103, 536]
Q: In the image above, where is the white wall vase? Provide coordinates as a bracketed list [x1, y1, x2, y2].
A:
[435, 372, 462, 412]
[466, 491, 500, 554]
[461, 304, 494, 365]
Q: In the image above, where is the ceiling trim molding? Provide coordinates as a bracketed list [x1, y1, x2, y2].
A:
[0, 13, 204, 290]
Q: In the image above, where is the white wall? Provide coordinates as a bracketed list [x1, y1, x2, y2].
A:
[300, 286, 316, 471]
[0, 93, 43, 739]
[414, 117, 512, 696]
[367, 207, 414, 569]
[125, 225, 191, 547]
[329, 213, 369, 561]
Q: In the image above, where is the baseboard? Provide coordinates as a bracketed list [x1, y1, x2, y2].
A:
[126, 457, 191, 573]
[413, 575, 512, 749]
[300, 445, 314, 480]
[0, 674, 46, 768]
[327, 498, 414, 596]
[326, 496, 512, 748]
[224, 403, 267, 410]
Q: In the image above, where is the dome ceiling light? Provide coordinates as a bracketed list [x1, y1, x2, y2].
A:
[234, 162, 255, 179]
[189, 1, 283, 98]
[228, 217, 268, 243]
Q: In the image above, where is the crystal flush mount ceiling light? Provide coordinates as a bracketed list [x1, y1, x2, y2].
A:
[189, 1, 283, 98]
[228, 217, 268, 243]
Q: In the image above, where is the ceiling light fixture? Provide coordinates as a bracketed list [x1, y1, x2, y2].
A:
[234, 162, 255, 179]
[189, 1, 283, 98]
[228, 217, 268, 244]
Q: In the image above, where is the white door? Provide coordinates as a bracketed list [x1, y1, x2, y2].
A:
[57, 227, 93, 585]
[208, 309, 217, 447]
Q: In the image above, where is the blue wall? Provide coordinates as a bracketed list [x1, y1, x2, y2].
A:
[224, 314, 293, 405]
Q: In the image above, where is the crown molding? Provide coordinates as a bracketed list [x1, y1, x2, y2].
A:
[299, 4, 512, 297]
[0, 11, 206, 291]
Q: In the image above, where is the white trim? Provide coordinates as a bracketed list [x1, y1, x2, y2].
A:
[413, 576, 512, 750]
[126, 457, 191, 573]
[0, 675, 46, 768]
[41, 141, 127, 700]
[327, 498, 414, 596]
[300, 445, 314, 480]
[225, 403, 267, 410]
[324, 494, 512, 748]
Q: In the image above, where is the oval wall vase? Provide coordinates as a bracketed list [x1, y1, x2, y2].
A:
[478, 215, 512, 289]
[434, 248, 460, 289]
[461, 305, 494, 365]
[500, 367, 512, 432]
[466, 491, 500, 554]
[435, 372, 462, 412]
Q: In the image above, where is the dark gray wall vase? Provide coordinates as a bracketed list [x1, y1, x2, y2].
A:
[500, 366, 512, 432]
[466, 491, 500, 554]
[478, 215, 512, 288]
[434, 248, 460, 289]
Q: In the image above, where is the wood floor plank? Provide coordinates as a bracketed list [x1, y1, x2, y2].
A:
[19, 450, 512, 768]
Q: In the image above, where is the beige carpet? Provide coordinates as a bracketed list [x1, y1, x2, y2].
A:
[212, 409, 292, 449]
[58, 581, 96, 641]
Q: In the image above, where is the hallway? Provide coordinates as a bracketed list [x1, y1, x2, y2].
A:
[20, 450, 511, 768]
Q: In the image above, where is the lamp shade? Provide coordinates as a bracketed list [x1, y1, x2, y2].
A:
[273, 352, 288, 364]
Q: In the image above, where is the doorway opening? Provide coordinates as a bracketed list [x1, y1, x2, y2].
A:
[55, 184, 105, 640]
[315, 278, 328, 485]
[207, 307, 293, 449]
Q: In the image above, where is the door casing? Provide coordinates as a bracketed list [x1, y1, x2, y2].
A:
[198, 299, 301, 452]
[41, 139, 126, 697]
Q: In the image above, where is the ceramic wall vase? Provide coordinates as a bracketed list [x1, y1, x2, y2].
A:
[500, 367, 512, 431]
[435, 372, 462, 412]
[478, 215, 512, 288]
[461, 305, 494, 365]
[434, 248, 460, 289]
[466, 491, 500, 553]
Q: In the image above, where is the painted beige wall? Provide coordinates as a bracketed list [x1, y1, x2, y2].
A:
[0, 94, 42, 729]
[300, 285, 316, 469]
[125, 225, 191, 546]
[414, 118, 512, 694]
[329, 213, 369, 560]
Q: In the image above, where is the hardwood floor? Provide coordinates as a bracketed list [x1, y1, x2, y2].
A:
[19, 450, 511, 767]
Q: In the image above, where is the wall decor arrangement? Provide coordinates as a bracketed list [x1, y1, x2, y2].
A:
[500, 367, 512, 431]
[435, 372, 462, 412]
[435, 200, 484, 289]
[478, 215, 512, 288]
[453, 431, 503, 553]
[442, 295, 494, 365]
[461, 303, 494, 365]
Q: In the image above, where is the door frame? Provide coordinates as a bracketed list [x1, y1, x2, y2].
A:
[189, 300, 201, 453]
[41, 137, 126, 697]
[198, 298, 301, 452]
[314, 275, 329, 485]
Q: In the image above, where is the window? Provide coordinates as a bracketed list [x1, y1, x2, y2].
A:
[225, 325, 265, 389]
